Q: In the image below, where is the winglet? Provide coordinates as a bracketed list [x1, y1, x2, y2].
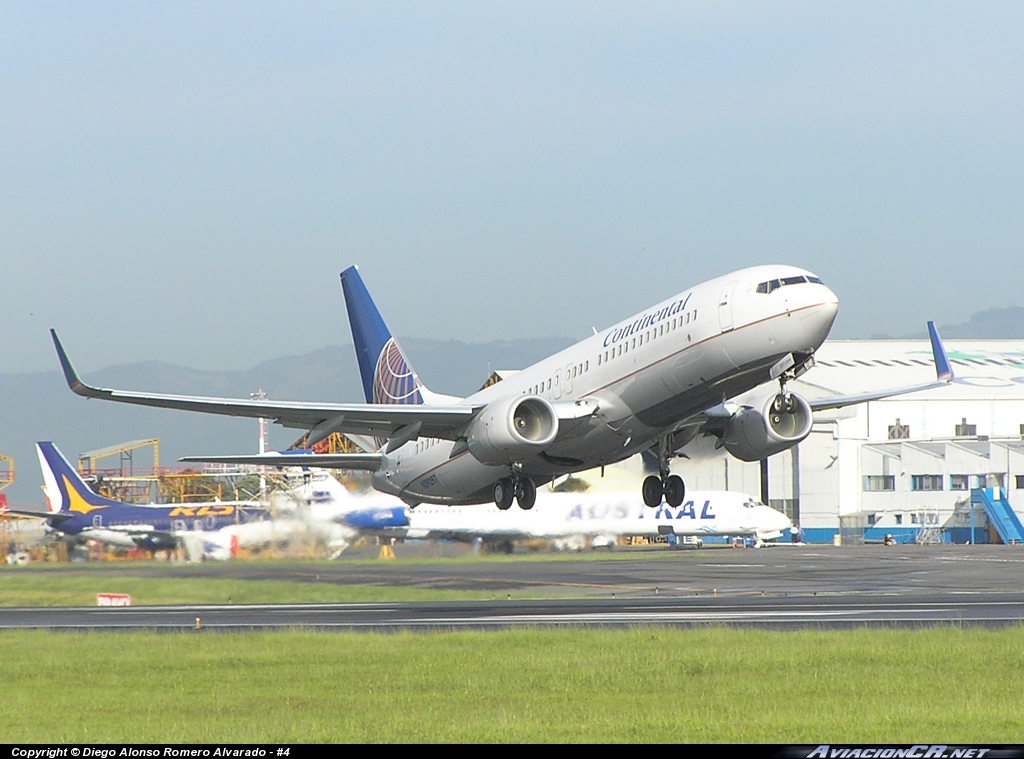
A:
[50, 329, 88, 395]
[927, 321, 953, 382]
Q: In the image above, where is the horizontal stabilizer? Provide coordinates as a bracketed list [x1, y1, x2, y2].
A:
[180, 451, 384, 471]
[3, 507, 75, 525]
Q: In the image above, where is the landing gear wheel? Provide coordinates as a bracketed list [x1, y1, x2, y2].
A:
[494, 478, 515, 510]
[642, 475, 663, 507]
[664, 475, 685, 507]
[516, 478, 537, 510]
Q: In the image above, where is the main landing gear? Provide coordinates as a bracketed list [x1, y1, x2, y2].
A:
[643, 473, 685, 508]
[494, 471, 537, 511]
[642, 434, 686, 508]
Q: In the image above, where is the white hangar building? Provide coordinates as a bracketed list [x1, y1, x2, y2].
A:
[674, 337, 1024, 545]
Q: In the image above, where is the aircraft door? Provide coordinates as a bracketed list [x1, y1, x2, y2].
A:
[718, 281, 737, 332]
[564, 363, 574, 395]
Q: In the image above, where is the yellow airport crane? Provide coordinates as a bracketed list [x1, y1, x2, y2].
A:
[78, 439, 160, 503]
[0, 454, 13, 561]
[0, 455, 12, 494]
[285, 432, 369, 491]
[76, 438, 228, 503]
[287, 431, 363, 455]
[157, 469, 225, 503]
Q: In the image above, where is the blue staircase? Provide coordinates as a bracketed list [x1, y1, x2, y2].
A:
[970, 488, 1024, 545]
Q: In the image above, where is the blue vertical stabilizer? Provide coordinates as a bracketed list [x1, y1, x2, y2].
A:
[36, 441, 125, 513]
[339, 266, 424, 405]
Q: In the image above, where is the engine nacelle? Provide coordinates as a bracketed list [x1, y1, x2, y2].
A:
[466, 395, 559, 465]
[721, 392, 813, 462]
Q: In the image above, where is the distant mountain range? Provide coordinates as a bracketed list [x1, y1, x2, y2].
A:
[0, 337, 572, 506]
[884, 308, 1024, 340]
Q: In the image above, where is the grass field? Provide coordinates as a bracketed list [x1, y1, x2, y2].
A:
[0, 571, 507, 605]
[3, 627, 1022, 742]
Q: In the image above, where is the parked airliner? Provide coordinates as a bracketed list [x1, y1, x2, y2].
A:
[52, 265, 952, 510]
[378, 490, 791, 550]
[248, 459, 792, 553]
[7, 442, 264, 554]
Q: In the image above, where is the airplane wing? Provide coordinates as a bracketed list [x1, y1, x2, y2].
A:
[51, 330, 479, 443]
[2, 507, 75, 525]
[96, 525, 178, 546]
[805, 321, 953, 412]
[683, 321, 953, 446]
[180, 452, 384, 471]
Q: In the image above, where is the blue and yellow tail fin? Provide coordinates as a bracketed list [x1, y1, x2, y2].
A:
[36, 442, 125, 514]
[340, 266, 425, 406]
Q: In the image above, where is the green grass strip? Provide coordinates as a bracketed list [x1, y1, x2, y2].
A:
[2, 627, 1022, 742]
[0, 573, 507, 606]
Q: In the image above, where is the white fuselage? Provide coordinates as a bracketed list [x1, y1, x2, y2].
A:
[398, 490, 793, 542]
[373, 265, 839, 505]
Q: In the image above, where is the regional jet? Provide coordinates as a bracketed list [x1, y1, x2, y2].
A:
[252, 459, 792, 553]
[367, 489, 792, 550]
[51, 264, 952, 510]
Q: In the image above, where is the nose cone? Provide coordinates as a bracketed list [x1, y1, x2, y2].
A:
[756, 506, 793, 540]
[821, 284, 840, 317]
[821, 283, 839, 309]
[803, 288, 839, 349]
[773, 508, 794, 533]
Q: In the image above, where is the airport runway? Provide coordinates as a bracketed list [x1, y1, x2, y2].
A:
[4, 592, 1024, 632]
[3, 544, 1024, 631]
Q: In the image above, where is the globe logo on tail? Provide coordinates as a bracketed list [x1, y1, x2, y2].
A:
[372, 338, 423, 406]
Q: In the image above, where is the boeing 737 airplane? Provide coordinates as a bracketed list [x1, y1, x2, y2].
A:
[7, 442, 265, 554]
[51, 264, 952, 510]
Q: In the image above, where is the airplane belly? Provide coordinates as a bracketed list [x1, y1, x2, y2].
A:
[389, 449, 506, 506]
[537, 418, 627, 470]
[82, 530, 139, 548]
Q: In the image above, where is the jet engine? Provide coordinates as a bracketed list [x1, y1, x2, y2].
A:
[720, 392, 813, 462]
[466, 395, 559, 465]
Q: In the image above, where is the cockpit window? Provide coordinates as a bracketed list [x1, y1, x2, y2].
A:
[755, 275, 826, 293]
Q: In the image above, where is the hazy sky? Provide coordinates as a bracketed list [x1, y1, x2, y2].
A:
[3, 2, 1022, 375]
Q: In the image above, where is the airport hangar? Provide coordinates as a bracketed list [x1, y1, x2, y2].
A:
[656, 336, 1024, 545]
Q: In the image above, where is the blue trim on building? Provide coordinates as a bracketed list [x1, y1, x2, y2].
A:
[801, 528, 838, 544]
